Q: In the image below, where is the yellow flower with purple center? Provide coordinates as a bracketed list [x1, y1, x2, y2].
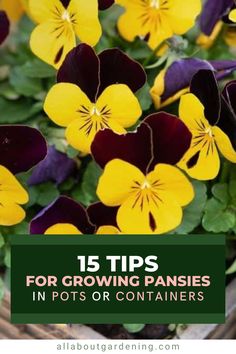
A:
[116, 0, 201, 51]
[0, 126, 47, 226]
[178, 70, 236, 181]
[44, 44, 146, 154]
[30, 196, 120, 235]
[29, 0, 114, 68]
[92, 113, 193, 234]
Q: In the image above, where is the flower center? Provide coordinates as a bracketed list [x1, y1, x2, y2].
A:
[205, 127, 213, 138]
[61, 10, 71, 22]
[90, 106, 101, 118]
[141, 180, 151, 190]
[150, 0, 160, 9]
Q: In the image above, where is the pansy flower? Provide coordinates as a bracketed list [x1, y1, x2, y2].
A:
[28, 145, 76, 186]
[29, 0, 113, 68]
[92, 113, 194, 234]
[150, 58, 236, 109]
[0, 0, 26, 22]
[44, 44, 145, 154]
[115, 0, 201, 51]
[30, 196, 119, 235]
[197, 0, 235, 48]
[178, 69, 236, 181]
[0, 10, 9, 44]
[0, 126, 47, 226]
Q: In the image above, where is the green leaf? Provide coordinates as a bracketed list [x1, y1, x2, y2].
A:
[10, 66, 43, 97]
[0, 97, 41, 123]
[72, 161, 102, 206]
[0, 277, 4, 302]
[229, 180, 236, 199]
[123, 324, 145, 333]
[174, 181, 207, 234]
[4, 246, 11, 268]
[136, 82, 152, 111]
[66, 145, 78, 159]
[20, 59, 56, 78]
[226, 259, 236, 275]
[0, 234, 4, 248]
[202, 198, 236, 233]
[212, 183, 229, 205]
[36, 182, 60, 207]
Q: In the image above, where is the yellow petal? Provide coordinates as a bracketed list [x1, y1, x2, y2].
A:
[0, 165, 29, 204]
[179, 93, 209, 131]
[229, 9, 236, 23]
[213, 126, 236, 163]
[147, 13, 173, 50]
[97, 84, 142, 128]
[29, 0, 64, 23]
[97, 159, 145, 207]
[0, 0, 24, 21]
[148, 164, 194, 207]
[117, 5, 147, 42]
[178, 138, 220, 180]
[30, 20, 76, 68]
[65, 118, 97, 154]
[96, 226, 120, 234]
[197, 22, 223, 49]
[0, 202, 26, 226]
[167, 0, 201, 34]
[68, 0, 102, 46]
[45, 223, 82, 235]
[44, 83, 92, 127]
[117, 189, 183, 234]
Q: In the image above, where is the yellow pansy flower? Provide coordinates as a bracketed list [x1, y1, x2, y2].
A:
[0, 165, 28, 226]
[116, 0, 201, 51]
[97, 159, 193, 234]
[44, 82, 141, 154]
[29, 0, 102, 68]
[178, 70, 236, 181]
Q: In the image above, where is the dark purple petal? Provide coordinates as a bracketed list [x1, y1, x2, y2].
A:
[57, 44, 100, 102]
[218, 96, 236, 150]
[98, 0, 114, 10]
[161, 58, 213, 102]
[91, 123, 153, 174]
[199, 0, 233, 35]
[30, 196, 95, 234]
[59, 0, 70, 8]
[98, 48, 146, 95]
[0, 125, 47, 174]
[190, 69, 221, 126]
[144, 112, 192, 170]
[0, 11, 9, 45]
[87, 202, 118, 228]
[28, 145, 76, 186]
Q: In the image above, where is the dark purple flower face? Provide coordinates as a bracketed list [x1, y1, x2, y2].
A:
[0, 125, 47, 174]
[28, 145, 76, 186]
[199, 0, 234, 35]
[190, 69, 236, 150]
[57, 43, 146, 102]
[0, 11, 9, 45]
[87, 202, 118, 228]
[91, 112, 192, 174]
[30, 196, 95, 234]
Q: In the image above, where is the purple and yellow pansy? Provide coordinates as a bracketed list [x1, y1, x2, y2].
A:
[92, 113, 194, 234]
[0, 126, 47, 226]
[30, 196, 119, 235]
[29, 0, 114, 68]
[44, 44, 146, 154]
[150, 58, 236, 109]
[178, 69, 236, 181]
[197, 0, 236, 48]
